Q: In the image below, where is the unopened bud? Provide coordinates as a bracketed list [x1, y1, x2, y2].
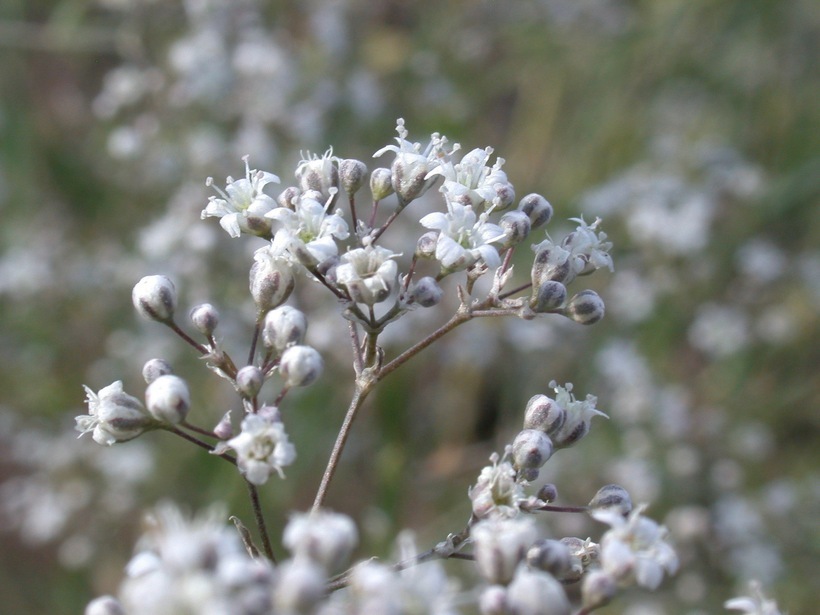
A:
[145, 374, 190, 424]
[142, 358, 173, 384]
[523, 395, 566, 436]
[536, 483, 558, 503]
[479, 585, 508, 615]
[581, 570, 617, 611]
[491, 182, 516, 211]
[415, 231, 439, 258]
[531, 245, 573, 286]
[263, 305, 308, 353]
[85, 596, 126, 615]
[472, 518, 538, 585]
[526, 539, 572, 577]
[132, 275, 177, 323]
[339, 159, 368, 196]
[250, 248, 295, 316]
[564, 290, 605, 325]
[499, 210, 531, 247]
[531, 280, 567, 313]
[236, 366, 264, 398]
[369, 167, 394, 201]
[213, 410, 233, 439]
[589, 484, 632, 516]
[278, 186, 301, 210]
[190, 303, 219, 337]
[279, 345, 323, 388]
[407, 276, 443, 307]
[519, 194, 553, 229]
[511, 429, 553, 470]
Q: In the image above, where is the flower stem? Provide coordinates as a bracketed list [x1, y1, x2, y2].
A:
[245, 480, 276, 563]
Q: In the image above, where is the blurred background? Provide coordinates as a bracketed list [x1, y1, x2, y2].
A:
[0, 0, 817, 613]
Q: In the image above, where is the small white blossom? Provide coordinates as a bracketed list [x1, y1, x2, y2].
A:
[725, 581, 783, 615]
[266, 191, 349, 267]
[592, 504, 679, 591]
[505, 565, 571, 615]
[427, 146, 515, 211]
[469, 451, 526, 519]
[295, 147, 339, 200]
[76, 381, 155, 446]
[472, 517, 539, 585]
[563, 216, 614, 274]
[202, 156, 280, 238]
[283, 510, 358, 572]
[420, 191, 506, 272]
[548, 381, 608, 449]
[335, 245, 399, 305]
[226, 412, 296, 485]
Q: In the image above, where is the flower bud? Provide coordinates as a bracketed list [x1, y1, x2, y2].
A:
[415, 231, 439, 258]
[581, 570, 617, 611]
[526, 539, 572, 578]
[145, 374, 190, 424]
[277, 186, 301, 210]
[589, 484, 632, 516]
[250, 248, 295, 316]
[491, 181, 516, 211]
[472, 518, 538, 585]
[391, 154, 432, 206]
[511, 429, 553, 470]
[506, 567, 571, 615]
[523, 394, 566, 436]
[85, 596, 125, 615]
[236, 366, 264, 399]
[536, 483, 558, 503]
[531, 244, 573, 286]
[279, 345, 323, 388]
[407, 276, 444, 307]
[142, 358, 173, 384]
[499, 210, 531, 247]
[76, 381, 155, 446]
[531, 280, 568, 313]
[263, 305, 308, 353]
[518, 194, 553, 229]
[564, 289, 605, 325]
[479, 585, 508, 615]
[283, 510, 358, 572]
[213, 410, 233, 440]
[189, 303, 219, 337]
[132, 275, 176, 323]
[339, 159, 368, 196]
[369, 167, 394, 201]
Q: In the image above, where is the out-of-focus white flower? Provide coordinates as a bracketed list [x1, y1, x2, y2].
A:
[688, 302, 750, 357]
[76, 382, 156, 446]
[283, 510, 358, 572]
[469, 451, 526, 519]
[226, 412, 296, 485]
[472, 517, 539, 585]
[335, 245, 399, 305]
[202, 156, 280, 238]
[427, 146, 515, 211]
[725, 581, 783, 615]
[548, 381, 608, 449]
[420, 192, 506, 272]
[373, 118, 458, 205]
[505, 565, 571, 615]
[592, 504, 679, 590]
[267, 191, 349, 267]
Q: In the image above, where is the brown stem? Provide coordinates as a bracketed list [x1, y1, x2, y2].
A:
[245, 480, 276, 563]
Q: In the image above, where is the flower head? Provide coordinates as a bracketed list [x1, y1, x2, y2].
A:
[226, 411, 296, 485]
[427, 146, 515, 211]
[548, 381, 608, 449]
[295, 147, 338, 200]
[202, 156, 280, 238]
[335, 245, 399, 305]
[469, 451, 526, 519]
[76, 381, 156, 446]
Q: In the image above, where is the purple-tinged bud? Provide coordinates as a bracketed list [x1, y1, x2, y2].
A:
[263, 305, 308, 353]
[526, 539, 572, 577]
[213, 410, 233, 440]
[77, 381, 155, 445]
[277, 186, 301, 210]
[518, 194, 553, 229]
[499, 210, 531, 247]
[85, 596, 126, 615]
[279, 345, 323, 388]
[531, 280, 568, 313]
[250, 248, 295, 316]
[536, 483, 558, 503]
[564, 290, 605, 325]
[190, 303, 219, 337]
[589, 484, 632, 516]
[407, 276, 444, 307]
[492, 182, 516, 211]
[339, 159, 368, 196]
[581, 570, 617, 611]
[518, 467, 540, 482]
[132, 275, 177, 323]
[531, 244, 574, 286]
[142, 358, 173, 384]
[523, 394, 566, 436]
[236, 366, 264, 399]
[560, 537, 600, 582]
[369, 167, 394, 201]
[415, 231, 439, 259]
[511, 429, 553, 469]
[479, 585, 508, 615]
[145, 374, 190, 424]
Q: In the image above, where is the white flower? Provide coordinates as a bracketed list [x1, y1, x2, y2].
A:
[295, 147, 338, 200]
[427, 146, 515, 210]
[76, 381, 155, 446]
[548, 381, 608, 449]
[505, 566, 571, 615]
[373, 118, 459, 205]
[266, 191, 349, 267]
[725, 581, 783, 615]
[469, 451, 526, 519]
[563, 216, 614, 274]
[472, 517, 539, 585]
[283, 510, 358, 572]
[335, 245, 399, 305]
[226, 412, 296, 485]
[592, 504, 679, 590]
[420, 192, 506, 272]
[202, 156, 280, 238]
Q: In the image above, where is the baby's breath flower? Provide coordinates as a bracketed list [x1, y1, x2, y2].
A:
[427, 146, 515, 211]
[249, 244, 295, 315]
[548, 381, 608, 449]
[472, 517, 539, 585]
[469, 451, 526, 519]
[226, 413, 296, 485]
[132, 275, 177, 323]
[562, 216, 614, 275]
[295, 147, 338, 200]
[202, 155, 279, 238]
[335, 245, 399, 305]
[283, 510, 358, 572]
[725, 581, 783, 615]
[76, 381, 156, 446]
[145, 374, 190, 424]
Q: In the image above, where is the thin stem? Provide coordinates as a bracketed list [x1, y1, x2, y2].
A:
[367, 200, 380, 229]
[369, 209, 401, 244]
[181, 420, 217, 439]
[166, 320, 209, 354]
[498, 281, 533, 301]
[536, 503, 590, 514]
[164, 426, 236, 465]
[348, 321, 363, 376]
[248, 321, 261, 366]
[348, 195, 359, 232]
[245, 480, 276, 563]
[311, 384, 372, 512]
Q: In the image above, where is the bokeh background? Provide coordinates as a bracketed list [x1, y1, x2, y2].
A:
[1, 0, 817, 613]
